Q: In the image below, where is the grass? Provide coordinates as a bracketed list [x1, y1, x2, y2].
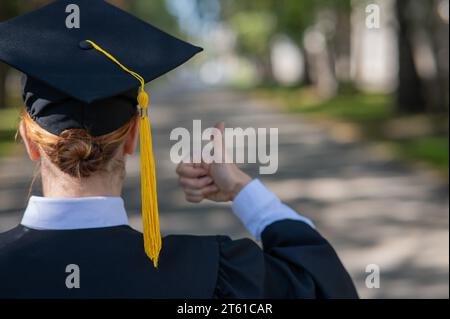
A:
[391, 137, 449, 173]
[255, 86, 392, 121]
[254, 86, 449, 175]
[0, 107, 22, 158]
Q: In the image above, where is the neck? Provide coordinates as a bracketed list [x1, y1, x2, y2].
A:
[40, 162, 124, 198]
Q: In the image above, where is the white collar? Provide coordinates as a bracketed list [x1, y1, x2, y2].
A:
[21, 196, 129, 230]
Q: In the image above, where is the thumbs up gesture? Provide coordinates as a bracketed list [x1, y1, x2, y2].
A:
[176, 122, 252, 203]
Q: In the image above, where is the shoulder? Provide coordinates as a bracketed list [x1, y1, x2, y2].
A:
[0, 225, 265, 298]
[0, 225, 34, 253]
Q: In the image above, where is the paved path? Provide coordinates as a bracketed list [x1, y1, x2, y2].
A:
[0, 86, 448, 298]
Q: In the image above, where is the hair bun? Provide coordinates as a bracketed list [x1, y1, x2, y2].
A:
[54, 130, 105, 178]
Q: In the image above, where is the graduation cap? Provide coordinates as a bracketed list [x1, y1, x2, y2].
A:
[0, 0, 203, 267]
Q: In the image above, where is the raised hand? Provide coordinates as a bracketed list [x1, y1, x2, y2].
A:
[176, 122, 251, 203]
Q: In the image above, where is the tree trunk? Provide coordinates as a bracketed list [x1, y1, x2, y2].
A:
[395, 0, 426, 113]
[424, 0, 448, 113]
[301, 46, 313, 86]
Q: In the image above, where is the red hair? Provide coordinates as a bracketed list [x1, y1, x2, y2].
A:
[22, 110, 137, 178]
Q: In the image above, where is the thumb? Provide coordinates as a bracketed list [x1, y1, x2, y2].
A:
[213, 122, 226, 163]
[214, 122, 225, 135]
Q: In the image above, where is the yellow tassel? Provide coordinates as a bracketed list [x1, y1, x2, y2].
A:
[138, 90, 161, 268]
[86, 40, 161, 268]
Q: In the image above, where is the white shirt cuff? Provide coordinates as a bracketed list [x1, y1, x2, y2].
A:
[231, 179, 315, 240]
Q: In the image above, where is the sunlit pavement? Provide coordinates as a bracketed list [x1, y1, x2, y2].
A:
[0, 85, 448, 299]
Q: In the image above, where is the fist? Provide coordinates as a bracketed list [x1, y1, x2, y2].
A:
[176, 122, 252, 203]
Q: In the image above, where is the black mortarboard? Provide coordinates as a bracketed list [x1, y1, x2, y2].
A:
[0, 0, 202, 135]
[0, 0, 203, 267]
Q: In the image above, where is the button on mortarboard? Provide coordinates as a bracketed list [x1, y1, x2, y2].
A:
[79, 40, 94, 50]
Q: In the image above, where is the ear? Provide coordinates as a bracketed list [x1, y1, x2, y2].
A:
[124, 118, 139, 155]
[19, 120, 41, 161]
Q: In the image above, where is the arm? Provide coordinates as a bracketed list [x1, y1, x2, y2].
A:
[176, 160, 358, 298]
[176, 122, 358, 298]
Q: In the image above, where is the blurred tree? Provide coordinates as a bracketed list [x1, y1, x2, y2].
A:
[396, 0, 448, 113]
[220, 0, 351, 90]
[0, 0, 21, 109]
[130, 0, 179, 35]
[396, 0, 428, 113]
[230, 10, 277, 81]
[0, 0, 52, 109]
[220, 0, 276, 82]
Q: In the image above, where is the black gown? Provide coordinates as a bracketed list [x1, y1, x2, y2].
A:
[0, 220, 358, 299]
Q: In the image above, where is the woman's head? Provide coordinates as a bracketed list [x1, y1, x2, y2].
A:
[20, 110, 139, 181]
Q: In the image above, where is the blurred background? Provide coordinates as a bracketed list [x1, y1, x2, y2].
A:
[0, 0, 448, 298]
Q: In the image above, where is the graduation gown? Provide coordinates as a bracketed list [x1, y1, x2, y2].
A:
[0, 220, 358, 299]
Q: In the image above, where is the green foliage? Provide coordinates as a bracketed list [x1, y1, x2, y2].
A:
[222, 0, 352, 49]
[130, 0, 179, 35]
[0, 107, 21, 158]
[230, 11, 276, 56]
